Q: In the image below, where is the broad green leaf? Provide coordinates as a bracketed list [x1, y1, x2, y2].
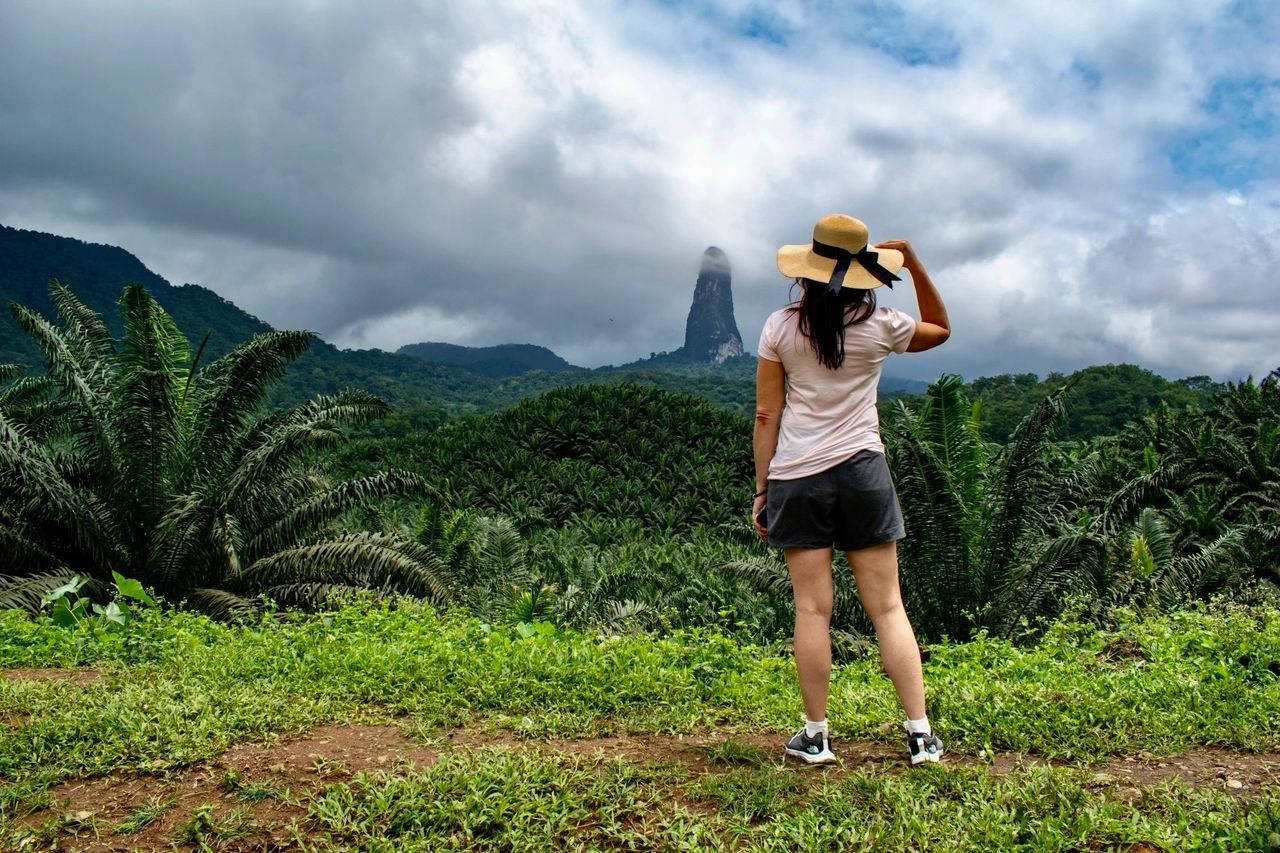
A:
[49, 597, 86, 627]
[92, 600, 130, 626]
[40, 575, 87, 609]
[111, 571, 156, 605]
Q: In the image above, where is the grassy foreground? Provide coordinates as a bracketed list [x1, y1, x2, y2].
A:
[1, 600, 1278, 850]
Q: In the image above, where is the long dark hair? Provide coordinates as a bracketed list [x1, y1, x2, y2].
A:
[787, 278, 876, 369]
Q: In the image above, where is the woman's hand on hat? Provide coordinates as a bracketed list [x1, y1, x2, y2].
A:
[874, 238, 917, 266]
[875, 235, 916, 258]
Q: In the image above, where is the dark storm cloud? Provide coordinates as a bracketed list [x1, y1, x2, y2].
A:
[1, 2, 473, 251]
[0, 0, 1276, 377]
[0, 0, 700, 364]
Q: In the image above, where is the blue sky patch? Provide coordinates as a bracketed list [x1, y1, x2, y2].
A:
[626, 0, 960, 67]
[835, 0, 961, 67]
[736, 6, 794, 47]
[1070, 59, 1102, 92]
[1165, 75, 1279, 187]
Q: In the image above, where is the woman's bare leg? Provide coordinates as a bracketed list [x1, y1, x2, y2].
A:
[845, 541, 926, 719]
[785, 546, 835, 721]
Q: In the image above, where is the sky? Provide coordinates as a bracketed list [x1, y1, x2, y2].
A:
[0, 0, 1277, 381]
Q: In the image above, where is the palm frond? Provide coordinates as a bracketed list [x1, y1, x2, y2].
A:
[915, 374, 985, 507]
[228, 533, 455, 604]
[188, 330, 315, 461]
[0, 518, 69, 574]
[0, 570, 82, 614]
[50, 280, 115, 365]
[148, 492, 210, 591]
[212, 512, 244, 581]
[112, 284, 190, 533]
[978, 378, 1075, 602]
[0, 376, 68, 440]
[0, 410, 126, 570]
[595, 599, 660, 632]
[283, 389, 390, 428]
[721, 556, 793, 599]
[989, 531, 1104, 636]
[243, 470, 434, 559]
[0, 375, 57, 411]
[1100, 459, 1191, 531]
[7, 301, 114, 460]
[887, 422, 976, 639]
[179, 330, 211, 412]
[472, 516, 530, 589]
[220, 422, 348, 505]
[1153, 528, 1247, 609]
[183, 587, 263, 620]
[256, 582, 360, 611]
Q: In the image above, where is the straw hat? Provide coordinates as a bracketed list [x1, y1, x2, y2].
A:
[777, 214, 904, 291]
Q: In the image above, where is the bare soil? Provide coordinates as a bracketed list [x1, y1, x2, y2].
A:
[18, 724, 435, 852]
[18, 722, 1280, 852]
[2, 667, 103, 686]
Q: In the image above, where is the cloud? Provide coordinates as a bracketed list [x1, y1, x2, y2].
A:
[0, 0, 1276, 379]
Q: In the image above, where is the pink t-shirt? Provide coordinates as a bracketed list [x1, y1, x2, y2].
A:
[758, 304, 916, 480]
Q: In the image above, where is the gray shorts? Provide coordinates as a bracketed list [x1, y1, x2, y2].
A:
[764, 450, 905, 552]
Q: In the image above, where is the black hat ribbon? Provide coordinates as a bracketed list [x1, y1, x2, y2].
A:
[811, 239, 901, 292]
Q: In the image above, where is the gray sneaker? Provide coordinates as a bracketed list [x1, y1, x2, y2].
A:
[784, 726, 836, 764]
[906, 728, 944, 765]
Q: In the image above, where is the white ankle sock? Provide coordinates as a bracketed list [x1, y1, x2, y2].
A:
[804, 717, 828, 738]
[905, 716, 931, 735]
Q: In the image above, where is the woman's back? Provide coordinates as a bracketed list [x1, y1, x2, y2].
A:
[757, 303, 915, 480]
[753, 216, 950, 768]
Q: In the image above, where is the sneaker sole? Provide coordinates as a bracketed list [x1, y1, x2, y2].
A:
[910, 749, 943, 766]
[785, 747, 837, 765]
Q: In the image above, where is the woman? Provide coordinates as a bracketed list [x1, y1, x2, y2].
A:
[752, 213, 950, 766]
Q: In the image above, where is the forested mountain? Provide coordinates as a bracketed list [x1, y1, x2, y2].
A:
[0, 225, 929, 414]
[970, 366, 1224, 441]
[397, 341, 583, 377]
[0, 225, 504, 409]
[0, 225, 270, 366]
[0, 224, 1228, 428]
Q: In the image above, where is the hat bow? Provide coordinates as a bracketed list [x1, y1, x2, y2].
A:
[811, 239, 901, 292]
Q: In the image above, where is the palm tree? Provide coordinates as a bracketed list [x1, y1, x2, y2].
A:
[1088, 374, 1279, 592]
[877, 374, 1086, 640]
[883, 374, 988, 639]
[0, 282, 453, 617]
[414, 505, 661, 632]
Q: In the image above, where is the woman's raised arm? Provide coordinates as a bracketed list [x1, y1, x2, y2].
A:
[876, 239, 949, 352]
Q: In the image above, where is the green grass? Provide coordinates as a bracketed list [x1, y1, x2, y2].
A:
[1, 600, 1278, 849]
[172, 801, 254, 847]
[306, 751, 1279, 851]
[113, 794, 176, 835]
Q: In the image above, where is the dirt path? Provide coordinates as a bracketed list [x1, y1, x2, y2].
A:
[14, 722, 1280, 852]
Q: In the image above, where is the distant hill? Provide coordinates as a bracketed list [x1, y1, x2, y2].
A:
[0, 225, 1219, 435]
[967, 365, 1223, 442]
[606, 352, 930, 394]
[0, 225, 271, 366]
[0, 224, 790, 415]
[0, 224, 500, 410]
[397, 341, 583, 378]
